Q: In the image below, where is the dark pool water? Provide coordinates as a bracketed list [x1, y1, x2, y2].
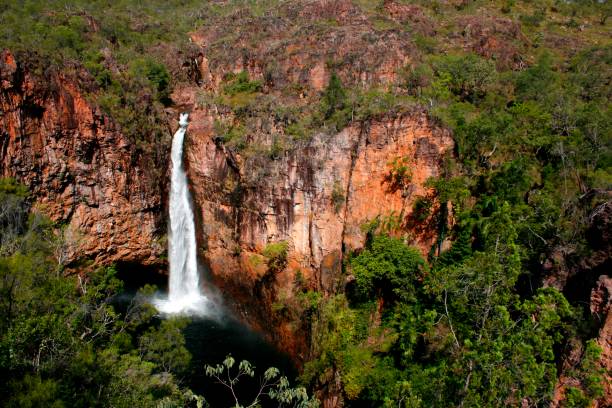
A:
[183, 315, 296, 407]
[114, 264, 296, 407]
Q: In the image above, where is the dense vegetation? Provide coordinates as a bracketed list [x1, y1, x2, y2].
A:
[0, 179, 192, 406]
[1, 0, 610, 407]
[295, 6, 611, 405]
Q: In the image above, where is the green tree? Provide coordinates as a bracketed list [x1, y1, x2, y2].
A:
[263, 241, 289, 274]
[0, 180, 193, 407]
[223, 71, 263, 96]
[350, 235, 427, 302]
[431, 54, 497, 102]
[205, 354, 318, 408]
[563, 340, 605, 407]
[319, 72, 350, 130]
[129, 58, 172, 103]
[139, 318, 191, 374]
[421, 206, 575, 405]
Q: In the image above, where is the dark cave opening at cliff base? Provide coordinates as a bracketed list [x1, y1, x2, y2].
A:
[112, 263, 297, 407]
[115, 261, 169, 293]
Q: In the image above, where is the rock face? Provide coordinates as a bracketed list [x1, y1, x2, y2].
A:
[588, 203, 612, 407]
[552, 274, 612, 408]
[453, 15, 527, 69]
[172, 0, 457, 360]
[591, 275, 612, 407]
[595, 299, 612, 406]
[180, 102, 452, 360]
[189, 0, 417, 93]
[1, 43, 452, 362]
[0, 51, 165, 267]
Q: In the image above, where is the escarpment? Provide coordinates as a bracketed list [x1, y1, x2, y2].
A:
[182, 105, 452, 360]
[0, 2, 609, 404]
[0, 0, 457, 361]
[0, 45, 453, 362]
[0, 50, 166, 268]
[168, 0, 460, 359]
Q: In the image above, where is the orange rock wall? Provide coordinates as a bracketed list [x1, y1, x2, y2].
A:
[180, 103, 452, 360]
[0, 51, 164, 267]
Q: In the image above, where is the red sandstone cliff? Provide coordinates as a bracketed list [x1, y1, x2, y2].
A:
[181, 103, 452, 360]
[550, 201, 612, 407]
[0, 0, 456, 361]
[167, 0, 457, 360]
[0, 50, 165, 268]
[0, 1, 608, 404]
[0, 44, 452, 363]
[592, 275, 612, 407]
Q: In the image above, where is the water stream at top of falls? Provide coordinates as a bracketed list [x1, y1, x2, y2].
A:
[154, 113, 209, 315]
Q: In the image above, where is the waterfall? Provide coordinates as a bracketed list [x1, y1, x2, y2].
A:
[154, 113, 208, 315]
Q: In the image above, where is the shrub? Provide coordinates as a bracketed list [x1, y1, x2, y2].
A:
[501, 0, 515, 14]
[386, 156, 413, 194]
[213, 119, 247, 149]
[319, 72, 351, 130]
[129, 58, 171, 103]
[413, 34, 437, 54]
[514, 53, 559, 102]
[412, 196, 433, 222]
[262, 241, 289, 273]
[520, 7, 546, 27]
[223, 71, 262, 96]
[331, 181, 345, 214]
[431, 54, 497, 102]
[269, 135, 284, 160]
[400, 64, 433, 96]
[353, 89, 416, 121]
[321, 72, 346, 118]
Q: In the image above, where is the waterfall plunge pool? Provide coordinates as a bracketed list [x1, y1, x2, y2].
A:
[113, 264, 297, 408]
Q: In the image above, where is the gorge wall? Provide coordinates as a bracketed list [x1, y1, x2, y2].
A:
[1, 0, 610, 403]
[0, 50, 165, 268]
[0, 47, 453, 362]
[183, 103, 453, 360]
[170, 0, 458, 358]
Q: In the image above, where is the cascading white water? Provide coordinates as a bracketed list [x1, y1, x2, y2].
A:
[154, 113, 208, 315]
